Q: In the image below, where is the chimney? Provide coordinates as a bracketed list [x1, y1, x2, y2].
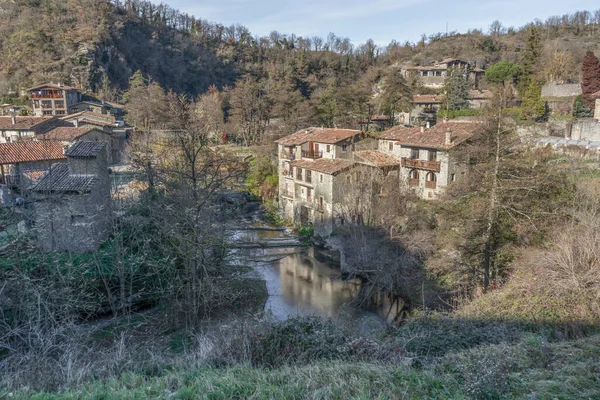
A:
[420, 125, 425, 133]
[445, 128, 452, 145]
[74, 119, 79, 128]
[11, 115, 16, 125]
[426, 121, 431, 129]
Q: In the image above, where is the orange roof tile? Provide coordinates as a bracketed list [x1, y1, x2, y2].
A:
[378, 122, 483, 150]
[291, 158, 355, 175]
[354, 151, 401, 168]
[0, 141, 66, 165]
[27, 83, 77, 91]
[38, 126, 102, 141]
[412, 95, 443, 104]
[23, 170, 47, 181]
[0, 116, 52, 130]
[276, 127, 361, 146]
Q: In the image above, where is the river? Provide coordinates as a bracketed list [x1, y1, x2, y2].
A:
[229, 226, 400, 329]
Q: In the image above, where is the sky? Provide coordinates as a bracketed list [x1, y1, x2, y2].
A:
[158, 0, 600, 45]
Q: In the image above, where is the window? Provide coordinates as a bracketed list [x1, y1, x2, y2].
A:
[451, 173, 456, 182]
[425, 172, 437, 189]
[296, 167, 302, 180]
[42, 110, 53, 115]
[428, 150, 437, 161]
[319, 174, 323, 183]
[409, 170, 419, 186]
[319, 196, 324, 210]
[342, 144, 348, 151]
[346, 175, 351, 184]
[388, 142, 393, 151]
[41, 100, 52, 109]
[411, 148, 419, 159]
[326, 145, 331, 152]
[305, 170, 312, 183]
[55, 110, 65, 115]
[54, 100, 64, 108]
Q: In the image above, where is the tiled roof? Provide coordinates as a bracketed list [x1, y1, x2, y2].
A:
[0, 141, 66, 165]
[62, 111, 116, 124]
[38, 126, 101, 141]
[404, 65, 447, 71]
[412, 95, 443, 104]
[27, 83, 76, 91]
[0, 116, 52, 130]
[378, 122, 483, 150]
[275, 127, 361, 146]
[64, 141, 105, 158]
[291, 158, 355, 175]
[592, 90, 600, 98]
[22, 170, 47, 181]
[354, 151, 401, 168]
[469, 89, 494, 99]
[30, 163, 97, 193]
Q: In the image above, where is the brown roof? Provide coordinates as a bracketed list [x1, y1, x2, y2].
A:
[27, 83, 76, 91]
[378, 122, 483, 150]
[291, 158, 355, 175]
[38, 126, 101, 141]
[405, 65, 447, 71]
[469, 89, 494, 100]
[0, 116, 52, 130]
[23, 170, 47, 181]
[275, 127, 361, 146]
[591, 90, 600, 98]
[0, 141, 66, 165]
[354, 151, 401, 168]
[412, 95, 443, 104]
[62, 111, 116, 124]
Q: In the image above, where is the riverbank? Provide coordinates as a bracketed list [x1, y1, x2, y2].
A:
[9, 328, 600, 399]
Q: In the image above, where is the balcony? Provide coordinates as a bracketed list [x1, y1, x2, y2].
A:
[425, 180, 437, 189]
[280, 152, 295, 160]
[31, 92, 63, 99]
[281, 190, 294, 199]
[301, 150, 323, 159]
[282, 169, 292, 177]
[401, 158, 441, 172]
[409, 179, 419, 187]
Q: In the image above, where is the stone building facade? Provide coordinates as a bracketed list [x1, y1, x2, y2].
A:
[28, 83, 81, 116]
[30, 141, 111, 252]
[275, 123, 481, 235]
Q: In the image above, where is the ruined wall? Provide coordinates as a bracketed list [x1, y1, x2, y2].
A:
[541, 82, 582, 98]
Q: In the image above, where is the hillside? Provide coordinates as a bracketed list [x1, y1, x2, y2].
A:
[1, 1, 600, 98]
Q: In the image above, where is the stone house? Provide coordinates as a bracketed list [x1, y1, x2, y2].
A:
[0, 141, 67, 193]
[30, 141, 111, 252]
[402, 58, 475, 89]
[376, 121, 481, 198]
[61, 111, 117, 131]
[276, 127, 402, 235]
[0, 116, 70, 144]
[28, 83, 81, 116]
[35, 126, 122, 164]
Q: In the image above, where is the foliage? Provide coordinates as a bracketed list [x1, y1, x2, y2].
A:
[442, 67, 470, 112]
[437, 109, 483, 119]
[245, 153, 278, 201]
[484, 61, 521, 85]
[573, 94, 594, 118]
[373, 66, 412, 116]
[520, 78, 546, 120]
[581, 50, 600, 110]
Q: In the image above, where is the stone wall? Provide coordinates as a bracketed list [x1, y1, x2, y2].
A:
[595, 99, 600, 121]
[541, 82, 582, 98]
[571, 119, 600, 141]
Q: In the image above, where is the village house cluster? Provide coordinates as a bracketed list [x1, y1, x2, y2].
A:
[0, 83, 129, 252]
[276, 121, 481, 236]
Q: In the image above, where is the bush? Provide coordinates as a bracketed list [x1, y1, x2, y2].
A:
[249, 316, 349, 367]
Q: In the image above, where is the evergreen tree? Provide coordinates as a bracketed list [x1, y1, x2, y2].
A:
[443, 67, 470, 112]
[573, 94, 594, 118]
[375, 67, 412, 117]
[521, 23, 542, 78]
[520, 78, 545, 120]
[581, 50, 600, 110]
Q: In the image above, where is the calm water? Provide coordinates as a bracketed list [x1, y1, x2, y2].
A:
[230, 229, 391, 328]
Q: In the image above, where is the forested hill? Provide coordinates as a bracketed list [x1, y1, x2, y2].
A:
[1, 0, 599, 99]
